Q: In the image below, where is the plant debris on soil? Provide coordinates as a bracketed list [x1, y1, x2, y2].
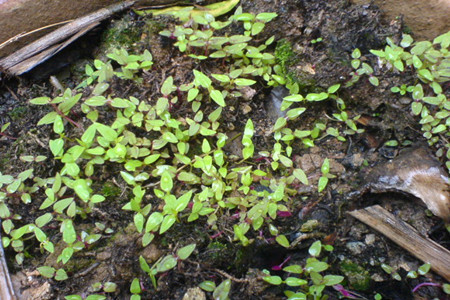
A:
[0, 0, 449, 299]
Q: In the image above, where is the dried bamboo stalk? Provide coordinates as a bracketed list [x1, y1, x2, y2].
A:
[349, 205, 450, 281]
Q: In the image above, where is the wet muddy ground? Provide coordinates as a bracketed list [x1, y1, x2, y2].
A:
[0, 0, 449, 299]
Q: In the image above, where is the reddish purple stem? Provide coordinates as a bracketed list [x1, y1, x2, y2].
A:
[272, 255, 291, 271]
[333, 284, 361, 299]
[412, 282, 441, 293]
[277, 211, 292, 217]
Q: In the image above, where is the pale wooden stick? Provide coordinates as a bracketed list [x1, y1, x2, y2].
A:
[0, 20, 72, 51]
[8, 22, 99, 75]
[0, 230, 17, 300]
[348, 205, 450, 281]
[0, 1, 135, 74]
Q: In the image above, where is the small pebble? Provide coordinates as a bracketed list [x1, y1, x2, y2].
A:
[182, 287, 206, 300]
[365, 234, 376, 245]
[346, 241, 366, 255]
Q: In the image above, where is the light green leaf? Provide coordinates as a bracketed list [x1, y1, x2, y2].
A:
[199, 281, 216, 292]
[234, 78, 256, 86]
[210, 89, 226, 107]
[193, 70, 212, 88]
[273, 117, 287, 131]
[202, 139, 211, 153]
[187, 88, 199, 101]
[283, 265, 303, 274]
[251, 22, 265, 36]
[162, 132, 178, 143]
[134, 213, 144, 233]
[321, 158, 330, 175]
[318, 176, 328, 192]
[160, 172, 173, 193]
[160, 214, 176, 234]
[412, 84, 424, 100]
[293, 168, 309, 185]
[55, 269, 68, 281]
[156, 255, 177, 272]
[211, 74, 230, 83]
[130, 278, 141, 294]
[85, 96, 107, 106]
[96, 123, 118, 141]
[30, 97, 51, 105]
[176, 243, 196, 260]
[327, 84, 340, 94]
[176, 191, 193, 212]
[73, 179, 90, 202]
[145, 212, 163, 232]
[283, 94, 304, 102]
[213, 279, 231, 300]
[81, 124, 97, 144]
[62, 219, 76, 244]
[233, 13, 255, 21]
[323, 275, 344, 286]
[37, 266, 55, 278]
[161, 76, 175, 96]
[37, 111, 58, 125]
[49, 139, 64, 157]
[35, 213, 53, 228]
[308, 240, 322, 257]
[276, 235, 290, 248]
[285, 277, 307, 287]
[256, 12, 277, 22]
[306, 92, 328, 101]
[286, 107, 306, 120]
[120, 171, 135, 185]
[263, 276, 282, 285]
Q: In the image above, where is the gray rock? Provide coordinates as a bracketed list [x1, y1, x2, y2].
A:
[265, 86, 289, 122]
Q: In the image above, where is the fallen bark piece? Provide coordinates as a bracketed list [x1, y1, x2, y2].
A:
[349, 205, 450, 281]
[360, 146, 450, 222]
[0, 1, 135, 75]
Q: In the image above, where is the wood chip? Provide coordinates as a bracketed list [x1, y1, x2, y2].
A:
[348, 205, 450, 281]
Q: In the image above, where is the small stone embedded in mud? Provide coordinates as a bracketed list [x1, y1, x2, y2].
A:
[182, 287, 206, 300]
[342, 153, 365, 169]
[140, 243, 163, 264]
[241, 103, 252, 114]
[364, 233, 376, 245]
[349, 223, 370, 239]
[346, 241, 367, 255]
[295, 153, 321, 174]
[96, 251, 112, 261]
[240, 86, 257, 101]
[361, 146, 450, 221]
[295, 153, 346, 175]
[399, 97, 411, 105]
